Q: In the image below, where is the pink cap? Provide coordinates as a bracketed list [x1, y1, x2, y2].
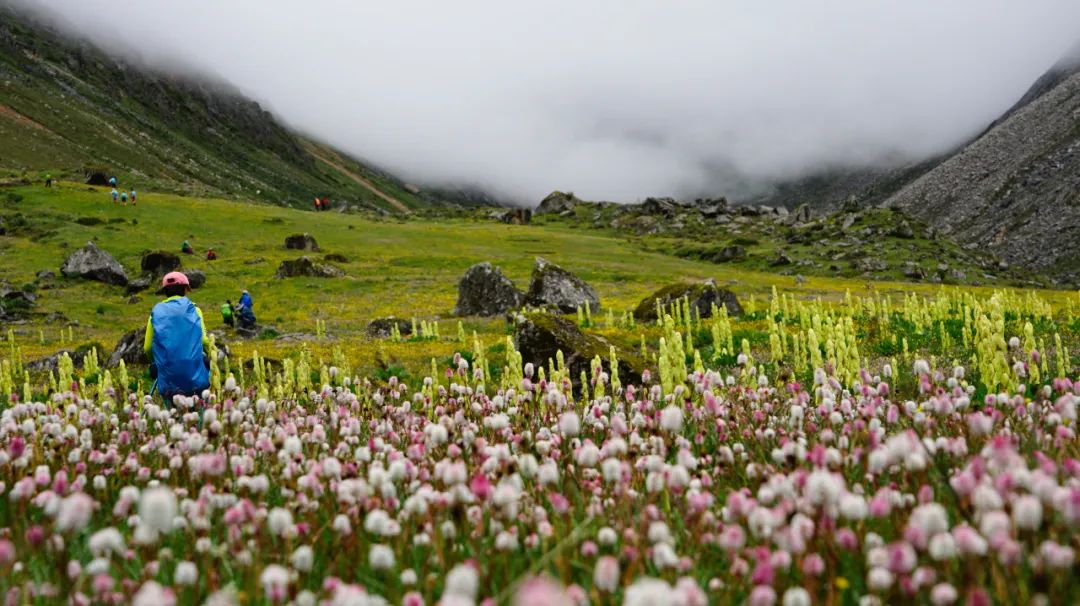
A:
[161, 271, 189, 287]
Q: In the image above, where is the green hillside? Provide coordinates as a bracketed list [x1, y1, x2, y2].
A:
[3, 181, 1077, 376]
[0, 7, 447, 212]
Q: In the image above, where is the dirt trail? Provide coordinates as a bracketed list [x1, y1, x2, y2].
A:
[0, 103, 55, 134]
[302, 143, 410, 213]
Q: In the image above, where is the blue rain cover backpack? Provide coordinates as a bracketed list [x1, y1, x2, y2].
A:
[151, 297, 210, 397]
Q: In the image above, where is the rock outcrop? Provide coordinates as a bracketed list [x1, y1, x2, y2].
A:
[285, 233, 320, 252]
[107, 327, 147, 367]
[524, 257, 599, 313]
[453, 262, 524, 316]
[140, 251, 181, 276]
[535, 191, 582, 215]
[274, 257, 343, 279]
[366, 317, 413, 339]
[513, 312, 643, 393]
[183, 269, 207, 289]
[633, 279, 743, 322]
[61, 242, 128, 286]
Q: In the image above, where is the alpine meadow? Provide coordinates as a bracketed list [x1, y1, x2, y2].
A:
[2, 3, 1080, 606]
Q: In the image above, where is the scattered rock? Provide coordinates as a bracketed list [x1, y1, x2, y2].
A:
[244, 257, 265, 265]
[36, 270, 55, 280]
[903, 262, 927, 280]
[274, 257, 344, 279]
[323, 253, 349, 263]
[889, 220, 915, 239]
[285, 233, 320, 252]
[716, 246, 746, 262]
[453, 262, 524, 316]
[141, 251, 182, 275]
[491, 208, 532, 225]
[183, 269, 206, 289]
[107, 328, 147, 368]
[125, 277, 151, 295]
[366, 317, 413, 339]
[60, 241, 128, 286]
[770, 252, 793, 266]
[855, 258, 889, 272]
[513, 312, 643, 393]
[535, 191, 581, 215]
[127, 295, 141, 304]
[524, 257, 600, 313]
[632, 279, 743, 321]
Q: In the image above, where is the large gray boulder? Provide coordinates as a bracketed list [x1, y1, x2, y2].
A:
[453, 262, 524, 316]
[535, 191, 581, 215]
[107, 327, 147, 367]
[183, 269, 207, 289]
[274, 257, 343, 279]
[61, 242, 128, 286]
[524, 257, 599, 313]
[633, 279, 743, 322]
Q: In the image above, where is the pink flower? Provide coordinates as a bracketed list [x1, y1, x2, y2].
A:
[801, 553, 825, 576]
[548, 493, 570, 514]
[593, 557, 620, 592]
[470, 474, 492, 501]
[513, 577, 572, 606]
[747, 585, 777, 606]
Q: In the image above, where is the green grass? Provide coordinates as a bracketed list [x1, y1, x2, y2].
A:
[2, 182, 1077, 374]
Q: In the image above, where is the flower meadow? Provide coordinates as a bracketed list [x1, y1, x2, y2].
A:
[0, 289, 1078, 605]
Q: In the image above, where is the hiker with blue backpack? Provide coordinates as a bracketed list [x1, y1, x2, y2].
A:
[143, 271, 210, 401]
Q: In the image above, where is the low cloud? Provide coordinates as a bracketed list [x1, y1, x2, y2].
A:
[13, 0, 1080, 204]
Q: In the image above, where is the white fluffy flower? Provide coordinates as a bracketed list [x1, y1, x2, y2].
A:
[138, 487, 177, 534]
[291, 545, 314, 572]
[839, 493, 867, 520]
[1012, 495, 1043, 531]
[783, 587, 812, 606]
[624, 577, 673, 606]
[88, 527, 125, 557]
[174, 561, 198, 586]
[558, 412, 581, 437]
[444, 563, 479, 600]
[267, 507, 294, 537]
[659, 406, 684, 433]
[369, 544, 395, 570]
[56, 492, 95, 532]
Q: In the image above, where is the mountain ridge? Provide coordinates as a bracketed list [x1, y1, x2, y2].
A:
[0, 6, 482, 212]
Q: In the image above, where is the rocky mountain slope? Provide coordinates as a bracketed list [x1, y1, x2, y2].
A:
[880, 41, 1080, 282]
[0, 7, 472, 212]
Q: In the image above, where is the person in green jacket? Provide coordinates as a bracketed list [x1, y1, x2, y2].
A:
[221, 300, 235, 327]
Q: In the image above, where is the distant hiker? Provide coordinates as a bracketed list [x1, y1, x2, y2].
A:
[120, 191, 128, 205]
[143, 271, 210, 401]
[181, 240, 194, 255]
[44, 175, 53, 188]
[111, 189, 119, 204]
[130, 190, 137, 205]
[314, 197, 322, 211]
[206, 248, 217, 261]
[221, 300, 235, 327]
[239, 289, 253, 311]
[109, 176, 117, 187]
[320, 197, 330, 211]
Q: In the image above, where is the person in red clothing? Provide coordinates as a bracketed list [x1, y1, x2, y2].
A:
[206, 248, 218, 261]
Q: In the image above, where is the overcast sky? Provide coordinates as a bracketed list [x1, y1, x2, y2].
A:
[13, 1, 1080, 203]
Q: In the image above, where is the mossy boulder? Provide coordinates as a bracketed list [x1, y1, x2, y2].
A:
[513, 312, 644, 393]
[524, 257, 599, 313]
[141, 251, 181, 275]
[366, 317, 413, 339]
[274, 257, 343, 279]
[453, 262, 524, 317]
[633, 279, 743, 322]
[535, 191, 581, 215]
[285, 233, 320, 252]
[107, 327, 147, 368]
